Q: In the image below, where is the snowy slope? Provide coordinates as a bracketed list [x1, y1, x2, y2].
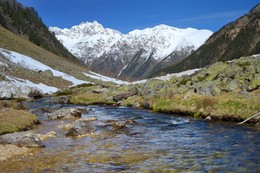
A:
[0, 48, 88, 86]
[3, 76, 59, 94]
[84, 71, 129, 85]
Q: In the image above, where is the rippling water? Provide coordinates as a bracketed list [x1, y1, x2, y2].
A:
[1, 98, 260, 172]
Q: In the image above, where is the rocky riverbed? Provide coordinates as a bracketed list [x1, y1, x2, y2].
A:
[0, 100, 259, 172]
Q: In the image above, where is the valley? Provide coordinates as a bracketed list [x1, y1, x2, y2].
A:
[0, 0, 259, 172]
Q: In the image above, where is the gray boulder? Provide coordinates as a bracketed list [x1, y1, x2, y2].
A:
[28, 88, 43, 98]
[47, 107, 87, 120]
[113, 87, 139, 102]
[0, 131, 44, 147]
[193, 81, 214, 95]
[50, 96, 70, 104]
[41, 70, 53, 79]
[66, 120, 96, 136]
[227, 80, 239, 91]
[0, 81, 43, 99]
[247, 74, 260, 91]
[0, 89, 13, 100]
[92, 88, 109, 94]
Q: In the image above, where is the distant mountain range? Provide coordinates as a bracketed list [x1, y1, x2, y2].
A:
[50, 22, 212, 81]
[158, 4, 260, 75]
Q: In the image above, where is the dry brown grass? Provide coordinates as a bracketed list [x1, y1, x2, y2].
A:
[0, 109, 39, 135]
[151, 92, 260, 122]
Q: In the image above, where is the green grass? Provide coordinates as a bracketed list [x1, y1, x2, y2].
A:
[150, 92, 260, 122]
[0, 109, 39, 135]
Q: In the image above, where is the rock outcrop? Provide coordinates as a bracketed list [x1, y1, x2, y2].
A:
[0, 131, 44, 148]
[66, 119, 96, 136]
[113, 87, 139, 102]
[47, 107, 88, 120]
[50, 96, 70, 104]
[0, 81, 43, 100]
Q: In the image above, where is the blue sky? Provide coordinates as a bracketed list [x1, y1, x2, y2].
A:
[17, 0, 258, 33]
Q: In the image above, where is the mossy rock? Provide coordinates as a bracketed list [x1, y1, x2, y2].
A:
[247, 74, 260, 91]
[212, 87, 222, 96]
[233, 56, 252, 67]
[203, 62, 229, 81]
[178, 76, 191, 85]
[224, 64, 242, 78]
[227, 79, 239, 91]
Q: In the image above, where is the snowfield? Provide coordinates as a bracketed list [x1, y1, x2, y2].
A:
[0, 76, 59, 99]
[84, 71, 129, 85]
[84, 68, 201, 85]
[0, 48, 88, 86]
[6, 76, 59, 94]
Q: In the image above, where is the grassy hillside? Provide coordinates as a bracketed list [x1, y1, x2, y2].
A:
[156, 4, 260, 75]
[0, 26, 88, 80]
[0, 0, 81, 64]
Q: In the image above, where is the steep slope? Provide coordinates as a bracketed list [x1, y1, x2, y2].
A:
[157, 4, 260, 75]
[50, 22, 212, 81]
[0, 25, 93, 94]
[0, 0, 80, 64]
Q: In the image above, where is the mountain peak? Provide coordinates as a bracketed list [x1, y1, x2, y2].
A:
[50, 22, 212, 80]
[249, 4, 260, 13]
[78, 20, 102, 27]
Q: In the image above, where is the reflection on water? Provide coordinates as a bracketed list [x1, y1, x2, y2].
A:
[1, 99, 260, 172]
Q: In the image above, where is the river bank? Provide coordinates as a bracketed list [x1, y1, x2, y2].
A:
[62, 56, 260, 124]
[0, 102, 259, 172]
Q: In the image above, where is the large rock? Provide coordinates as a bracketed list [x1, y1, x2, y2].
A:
[0, 89, 13, 100]
[203, 62, 229, 81]
[0, 131, 44, 147]
[28, 88, 43, 98]
[66, 120, 96, 136]
[247, 74, 260, 91]
[47, 107, 87, 120]
[50, 96, 70, 104]
[193, 80, 214, 95]
[113, 87, 139, 102]
[227, 79, 239, 91]
[140, 79, 167, 98]
[92, 88, 109, 94]
[0, 81, 43, 100]
[41, 70, 53, 79]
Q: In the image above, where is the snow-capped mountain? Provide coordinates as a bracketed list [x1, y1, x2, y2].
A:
[50, 21, 212, 81]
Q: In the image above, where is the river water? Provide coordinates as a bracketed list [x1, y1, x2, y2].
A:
[1, 98, 260, 172]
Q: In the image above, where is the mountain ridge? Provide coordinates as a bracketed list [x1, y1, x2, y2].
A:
[50, 22, 212, 81]
[156, 4, 260, 75]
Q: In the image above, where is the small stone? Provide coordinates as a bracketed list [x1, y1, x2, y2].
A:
[205, 116, 211, 121]
[66, 120, 96, 136]
[132, 102, 141, 109]
[50, 96, 70, 104]
[92, 88, 109, 94]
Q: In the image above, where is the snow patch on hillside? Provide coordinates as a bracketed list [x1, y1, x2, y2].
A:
[0, 48, 88, 86]
[6, 76, 59, 94]
[84, 71, 129, 85]
[154, 69, 201, 81]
